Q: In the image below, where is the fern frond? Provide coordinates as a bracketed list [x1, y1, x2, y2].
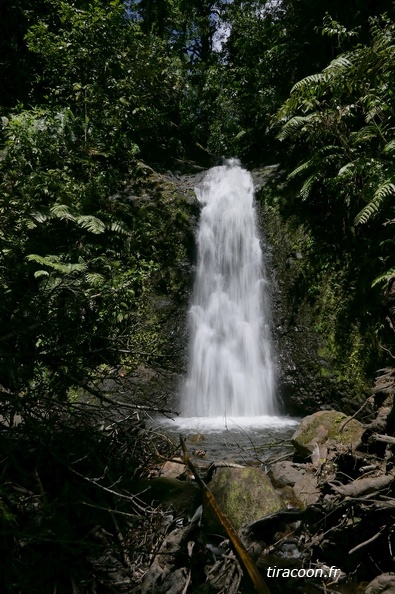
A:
[338, 162, 355, 176]
[108, 221, 132, 236]
[31, 210, 52, 223]
[383, 139, 395, 153]
[323, 54, 352, 72]
[50, 204, 75, 221]
[27, 254, 87, 274]
[234, 129, 247, 141]
[34, 270, 50, 279]
[85, 272, 105, 286]
[361, 94, 387, 122]
[350, 125, 378, 145]
[291, 73, 328, 93]
[288, 159, 313, 179]
[355, 181, 395, 224]
[375, 182, 395, 200]
[76, 215, 106, 234]
[372, 269, 395, 287]
[276, 115, 314, 141]
[300, 174, 318, 200]
[317, 144, 343, 155]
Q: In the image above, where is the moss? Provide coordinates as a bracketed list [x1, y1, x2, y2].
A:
[0, 499, 14, 524]
[257, 178, 376, 414]
[292, 410, 365, 457]
[205, 467, 284, 532]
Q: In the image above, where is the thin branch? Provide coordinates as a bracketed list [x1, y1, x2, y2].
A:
[68, 467, 156, 515]
[339, 396, 372, 432]
[349, 526, 386, 555]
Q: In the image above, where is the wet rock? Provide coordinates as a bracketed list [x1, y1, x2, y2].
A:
[292, 410, 365, 459]
[365, 573, 395, 594]
[189, 433, 206, 444]
[204, 467, 285, 532]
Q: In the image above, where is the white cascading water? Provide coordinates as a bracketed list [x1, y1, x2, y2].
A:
[182, 159, 277, 418]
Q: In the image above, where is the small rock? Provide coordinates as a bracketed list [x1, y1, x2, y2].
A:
[192, 449, 206, 458]
[157, 567, 189, 594]
[133, 477, 200, 516]
[189, 433, 206, 444]
[160, 461, 186, 479]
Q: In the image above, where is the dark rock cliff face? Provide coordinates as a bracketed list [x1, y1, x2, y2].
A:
[252, 167, 372, 417]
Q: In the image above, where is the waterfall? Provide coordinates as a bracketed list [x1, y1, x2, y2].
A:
[182, 159, 277, 418]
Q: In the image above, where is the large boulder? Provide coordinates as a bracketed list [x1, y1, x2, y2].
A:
[292, 410, 364, 459]
[365, 573, 395, 594]
[204, 467, 285, 531]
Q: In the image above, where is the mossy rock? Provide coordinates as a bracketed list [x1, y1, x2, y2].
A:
[292, 410, 364, 459]
[204, 467, 285, 533]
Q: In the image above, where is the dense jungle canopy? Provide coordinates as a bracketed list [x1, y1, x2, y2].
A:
[1, 1, 395, 592]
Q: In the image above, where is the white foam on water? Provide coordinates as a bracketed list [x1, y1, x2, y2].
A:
[160, 415, 298, 434]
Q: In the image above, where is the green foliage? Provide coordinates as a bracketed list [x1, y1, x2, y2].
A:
[276, 17, 395, 285]
[0, 105, 192, 409]
[24, 0, 183, 163]
[270, 15, 395, 383]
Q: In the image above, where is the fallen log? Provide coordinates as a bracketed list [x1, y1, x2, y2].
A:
[329, 473, 393, 498]
[372, 433, 395, 445]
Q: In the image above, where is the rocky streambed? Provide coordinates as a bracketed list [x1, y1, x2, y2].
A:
[133, 379, 395, 594]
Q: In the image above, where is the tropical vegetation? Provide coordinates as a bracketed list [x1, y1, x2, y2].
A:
[1, 0, 395, 591]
